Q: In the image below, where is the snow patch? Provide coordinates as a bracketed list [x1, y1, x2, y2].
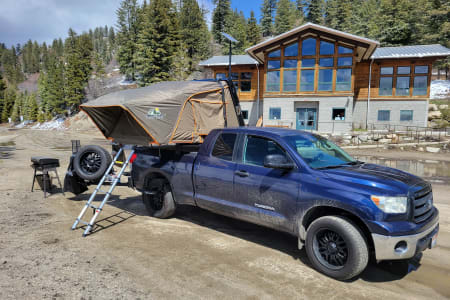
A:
[34, 118, 66, 130]
[119, 76, 136, 86]
[430, 80, 450, 99]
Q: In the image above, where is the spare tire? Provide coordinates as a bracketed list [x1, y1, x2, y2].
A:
[73, 145, 112, 181]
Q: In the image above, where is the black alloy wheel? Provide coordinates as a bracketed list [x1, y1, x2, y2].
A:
[79, 152, 102, 175]
[313, 229, 348, 270]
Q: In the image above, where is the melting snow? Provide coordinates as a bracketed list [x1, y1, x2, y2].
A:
[430, 80, 450, 99]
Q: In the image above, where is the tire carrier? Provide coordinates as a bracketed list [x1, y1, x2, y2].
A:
[71, 146, 136, 236]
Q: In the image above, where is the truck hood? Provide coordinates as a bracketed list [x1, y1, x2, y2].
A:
[319, 163, 425, 195]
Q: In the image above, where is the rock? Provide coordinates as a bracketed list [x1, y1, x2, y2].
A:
[426, 147, 441, 153]
[428, 103, 438, 111]
[342, 134, 352, 140]
[428, 111, 442, 120]
[358, 135, 369, 142]
[386, 134, 397, 139]
[418, 147, 424, 152]
[439, 104, 448, 110]
[341, 139, 351, 144]
[402, 137, 414, 141]
[378, 138, 390, 143]
[400, 147, 404, 151]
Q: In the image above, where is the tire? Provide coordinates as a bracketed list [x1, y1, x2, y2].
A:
[142, 179, 176, 219]
[73, 145, 112, 181]
[305, 216, 368, 280]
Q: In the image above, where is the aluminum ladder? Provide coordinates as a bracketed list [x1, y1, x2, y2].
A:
[71, 146, 135, 236]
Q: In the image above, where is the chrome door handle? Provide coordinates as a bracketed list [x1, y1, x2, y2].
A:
[235, 170, 249, 177]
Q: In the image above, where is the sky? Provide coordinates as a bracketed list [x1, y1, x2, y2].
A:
[0, 0, 263, 48]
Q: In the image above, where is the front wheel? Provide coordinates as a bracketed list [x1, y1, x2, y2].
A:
[305, 216, 368, 280]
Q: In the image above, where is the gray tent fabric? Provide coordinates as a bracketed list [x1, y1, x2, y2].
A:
[80, 81, 239, 145]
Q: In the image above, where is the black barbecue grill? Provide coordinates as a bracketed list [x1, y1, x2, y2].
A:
[31, 157, 64, 198]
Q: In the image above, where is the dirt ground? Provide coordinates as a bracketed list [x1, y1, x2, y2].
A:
[1, 127, 449, 299]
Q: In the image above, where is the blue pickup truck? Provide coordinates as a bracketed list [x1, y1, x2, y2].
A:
[131, 127, 439, 280]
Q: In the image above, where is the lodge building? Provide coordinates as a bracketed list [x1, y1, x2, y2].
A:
[199, 23, 450, 132]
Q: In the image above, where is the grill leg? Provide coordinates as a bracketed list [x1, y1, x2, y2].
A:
[54, 169, 64, 196]
[43, 170, 48, 198]
[31, 168, 36, 192]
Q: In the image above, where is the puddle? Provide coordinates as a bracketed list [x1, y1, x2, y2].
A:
[0, 141, 16, 159]
[0, 141, 15, 147]
[51, 146, 72, 151]
[355, 155, 450, 183]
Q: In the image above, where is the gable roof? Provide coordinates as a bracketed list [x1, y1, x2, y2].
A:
[246, 22, 380, 63]
[199, 55, 258, 67]
[371, 44, 450, 59]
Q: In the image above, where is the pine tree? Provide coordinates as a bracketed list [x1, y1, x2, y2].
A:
[1, 88, 16, 123]
[212, 0, 231, 44]
[41, 42, 49, 72]
[116, 0, 140, 81]
[180, 0, 211, 71]
[325, 0, 353, 31]
[305, 0, 324, 24]
[275, 0, 296, 35]
[44, 54, 65, 114]
[261, 0, 277, 37]
[10, 92, 23, 123]
[377, 0, 415, 46]
[247, 10, 262, 46]
[27, 93, 38, 121]
[0, 73, 5, 121]
[296, 0, 305, 22]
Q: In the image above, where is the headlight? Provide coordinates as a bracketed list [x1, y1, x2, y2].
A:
[371, 195, 407, 213]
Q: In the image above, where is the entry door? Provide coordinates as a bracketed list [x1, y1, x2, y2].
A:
[296, 108, 317, 130]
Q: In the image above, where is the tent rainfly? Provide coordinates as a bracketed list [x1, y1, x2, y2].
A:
[80, 80, 239, 145]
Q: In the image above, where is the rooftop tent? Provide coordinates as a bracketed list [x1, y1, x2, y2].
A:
[80, 80, 239, 145]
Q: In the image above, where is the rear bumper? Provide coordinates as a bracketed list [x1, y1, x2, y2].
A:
[371, 216, 439, 260]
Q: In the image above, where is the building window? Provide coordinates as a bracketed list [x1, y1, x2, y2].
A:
[216, 73, 226, 80]
[319, 58, 334, 67]
[378, 110, 390, 121]
[269, 107, 281, 120]
[381, 67, 394, 75]
[336, 68, 352, 91]
[397, 66, 410, 75]
[284, 59, 297, 68]
[318, 69, 333, 91]
[415, 65, 428, 74]
[268, 49, 281, 58]
[267, 71, 280, 92]
[284, 42, 298, 57]
[302, 38, 316, 56]
[320, 41, 334, 55]
[242, 110, 248, 120]
[400, 110, 413, 121]
[338, 45, 353, 54]
[283, 70, 297, 92]
[396, 76, 410, 96]
[413, 76, 427, 96]
[379, 77, 393, 96]
[212, 133, 237, 161]
[268, 60, 280, 69]
[332, 108, 346, 121]
[300, 69, 315, 92]
[240, 72, 252, 92]
[301, 58, 315, 68]
[337, 57, 352, 66]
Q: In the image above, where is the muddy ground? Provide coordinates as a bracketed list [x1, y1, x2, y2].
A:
[0, 127, 449, 299]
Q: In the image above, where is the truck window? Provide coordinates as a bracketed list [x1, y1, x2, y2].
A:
[212, 133, 237, 161]
[244, 136, 287, 167]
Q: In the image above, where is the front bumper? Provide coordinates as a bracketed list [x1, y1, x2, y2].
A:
[371, 216, 439, 260]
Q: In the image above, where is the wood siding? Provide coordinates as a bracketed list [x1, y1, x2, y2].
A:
[212, 66, 260, 101]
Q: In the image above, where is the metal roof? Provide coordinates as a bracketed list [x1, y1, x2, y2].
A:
[246, 22, 380, 63]
[371, 44, 450, 59]
[198, 55, 258, 67]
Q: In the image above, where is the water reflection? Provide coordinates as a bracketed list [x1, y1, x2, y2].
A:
[355, 156, 450, 183]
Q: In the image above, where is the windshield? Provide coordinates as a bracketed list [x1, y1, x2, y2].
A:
[283, 134, 356, 169]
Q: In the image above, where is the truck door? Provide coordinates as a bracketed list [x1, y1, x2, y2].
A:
[194, 132, 239, 215]
[233, 135, 300, 232]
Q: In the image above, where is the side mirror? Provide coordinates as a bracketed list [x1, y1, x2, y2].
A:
[264, 154, 294, 170]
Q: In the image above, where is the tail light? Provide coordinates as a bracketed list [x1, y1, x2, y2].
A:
[129, 153, 137, 163]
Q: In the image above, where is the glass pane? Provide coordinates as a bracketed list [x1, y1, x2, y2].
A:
[284, 43, 298, 56]
[244, 136, 286, 167]
[336, 68, 352, 91]
[242, 110, 248, 120]
[240, 81, 251, 92]
[302, 38, 316, 56]
[318, 69, 333, 91]
[400, 110, 413, 121]
[378, 110, 390, 121]
[266, 71, 280, 92]
[396, 76, 410, 96]
[300, 69, 315, 92]
[319, 58, 334, 67]
[332, 108, 346, 121]
[379, 77, 393, 95]
[215, 73, 226, 80]
[415, 65, 428, 74]
[381, 67, 393, 75]
[320, 41, 334, 55]
[231, 72, 239, 80]
[397, 66, 410, 74]
[337, 57, 352, 66]
[338, 45, 353, 54]
[241, 72, 252, 80]
[268, 49, 281, 58]
[413, 76, 427, 95]
[269, 107, 281, 120]
[268, 60, 280, 69]
[283, 70, 297, 92]
[284, 59, 297, 68]
[212, 133, 237, 161]
[301, 58, 315, 68]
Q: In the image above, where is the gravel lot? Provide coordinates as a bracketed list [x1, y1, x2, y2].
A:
[1, 127, 449, 299]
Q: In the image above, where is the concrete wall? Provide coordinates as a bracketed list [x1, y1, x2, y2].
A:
[263, 96, 353, 133]
[352, 100, 428, 129]
[239, 101, 263, 126]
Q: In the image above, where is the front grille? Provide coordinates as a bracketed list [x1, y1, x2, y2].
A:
[413, 185, 433, 223]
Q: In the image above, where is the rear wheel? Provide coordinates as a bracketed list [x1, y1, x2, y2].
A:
[142, 179, 176, 219]
[305, 216, 368, 280]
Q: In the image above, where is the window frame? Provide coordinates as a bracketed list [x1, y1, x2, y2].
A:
[241, 134, 294, 169]
[400, 110, 413, 121]
[269, 107, 281, 120]
[332, 108, 346, 121]
[377, 110, 391, 121]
